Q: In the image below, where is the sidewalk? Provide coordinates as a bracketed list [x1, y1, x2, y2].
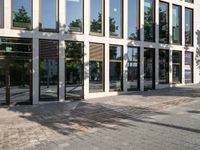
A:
[0, 84, 200, 150]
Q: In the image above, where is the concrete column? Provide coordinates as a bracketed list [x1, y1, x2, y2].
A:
[169, 2, 173, 44]
[4, 0, 11, 29]
[140, 47, 144, 91]
[123, 45, 128, 92]
[140, 0, 144, 91]
[104, 0, 110, 38]
[84, 41, 90, 99]
[169, 49, 173, 85]
[32, 38, 39, 104]
[59, 0, 66, 33]
[182, 51, 185, 84]
[155, 48, 159, 89]
[59, 40, 65, 102]
[155, 0, 159, 44]
[140, 0, 144, 43]
[182, 7, 185, 46]
[105, 43, 110, 92]
[84, 0, 90, 35]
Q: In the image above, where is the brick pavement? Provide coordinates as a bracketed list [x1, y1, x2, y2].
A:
[0, 84, 200, 150]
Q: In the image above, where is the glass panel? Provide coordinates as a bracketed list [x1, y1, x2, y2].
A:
[41, 0, 57, 30]
[0, 60, 6, 103]
[159, 2, 169, 43]
[40, 40, 59, 101]
[172, 51, 182, 83]
[185, 0, 193, 3]
[110, 45, 122, 91]
[0, 0, 3, 27]
[185, 52, 193, 83]
[12, 0, 32, 29]
[128, 0, 140, 40]
[159, 50, 169, 84]
[127, 47, 139, 91]
[110, 0, 123, 37]
[172, 5, 181, 45]
[89, 43, 104, 92]
[65, 42, 84, 100]
[144, 48, 155, 90]
[10, 59, 31, 103]
[185, 8, 193, 46]
[66, 0, 83, 33]
[144, 0, 155, 42]
[90, 0, 103, 34]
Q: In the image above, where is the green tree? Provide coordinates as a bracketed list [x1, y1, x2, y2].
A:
[13, 6, 31, 29]
[144, 6, 154, 41]
[159, 8, 169, 43]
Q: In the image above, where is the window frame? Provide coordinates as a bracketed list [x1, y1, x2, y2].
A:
[172, 4, 182, 45]
[109, 44, 123, 92]
[65, 0, 84, 34]
[39, 0, 59, 32]
[185, 7, 193, 46]
[89, 42, 105, 93]
[159, 1, 169, 44]
[109, 0, 124, 39]
[11, 0, 33, 30]
[0, 0, 4, 28]
[89, 0, 105, 36]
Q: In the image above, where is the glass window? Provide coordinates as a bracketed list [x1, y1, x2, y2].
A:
[144, 0, 155, 42]
[185, 8, 193, 46]
[172, 5, 182, 45]
[89, 43, 104, 92]
[110, 45, 123, 91]
[66, 0, 83, 33]
[128, 0, 140, 40]
[90, 0, 104, 35]
[159, 2, 169, 43]
[144, 48, 155, 90]
[185, 0, 193, 3]
[159, 50, 169, 84]
[39, 40, 59, 101]
[185, 52, 193, 83]
[40, 0, 58, 31]
[12, 0, 32, 29]
[127, 47, 139, 91]
[172, 51, 182, 83]
[110, 0, 123, 37]
[0, 0, 3, 27]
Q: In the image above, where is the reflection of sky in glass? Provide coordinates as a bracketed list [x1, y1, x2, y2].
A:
[13, 0, 32, 17]
[0, 0, 3, 25]
[110, 0, 122, 36]
[110, 46, 122, 60]
[42, 0, 56, 29]
[90, 0, 102, 22]
[66, 0, 83, 32]
[144, 0, 152, 13]
[128, 0, 139, 39]
[128, 47, 138, 62]
[173, 5, 180, 26]
[185, 9, 192, 32]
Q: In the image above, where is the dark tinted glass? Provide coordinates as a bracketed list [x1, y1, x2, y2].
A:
[128, 0, 140, 40]
[144, 0, 155, 42]
[185, 8, 193, 46]
[159, 2, 169, 43]
[159, 50, 169, 84]
[12, 0, 32, 29]
[172, 5, 181, 45]
[0, 0, 3, 27]
[185, 52, 193, 83]
[66, 0, 83, 33]
[110, 0, 123, 37]
[172, 51, 182, 83]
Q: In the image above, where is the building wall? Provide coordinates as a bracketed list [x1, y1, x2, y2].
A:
[0, 0, 199, 104]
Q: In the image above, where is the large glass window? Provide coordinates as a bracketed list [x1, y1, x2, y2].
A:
[185, 52, 193, 83]
[172, 5, 182, 45]
[144, 0, 155, 42]
[172, 51, 182, 83]
[185, 0, 193, 3]
[12, 0, 32, 29]
[185, 8, 193, 46]
[127, 47, 139, 91]
[90, 0, 104, 35]
[40, 0, 58, 31]
[66, 0, 83, 33]
[110, 0, 123, 38]
[128, 0, 140, 40]
[0, 0, 3, 27]
[65, 42, 84, 100]
[110, 45, 123, 91]
[39, 40, 59, 101]
[144, 48, 155, 90]
[89, 43, 104, 92]
[159, 2, 169, 43]
[159, 50, 169, 84]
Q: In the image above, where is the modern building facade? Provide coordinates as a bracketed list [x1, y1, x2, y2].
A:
[0, 0, 199, 105]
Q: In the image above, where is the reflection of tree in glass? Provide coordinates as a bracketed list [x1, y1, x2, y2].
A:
[110, 17, 118, 36]
[144, 6, 154, 41]
[159, 8, 168, 43]
[66, 42, 83, 58]
[129, 28, 140, 40]
[68, 19, 82, 32]
[90, 62, 102, 81]
[13, 6, 31, 29]
[90, 13, 102, 33]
